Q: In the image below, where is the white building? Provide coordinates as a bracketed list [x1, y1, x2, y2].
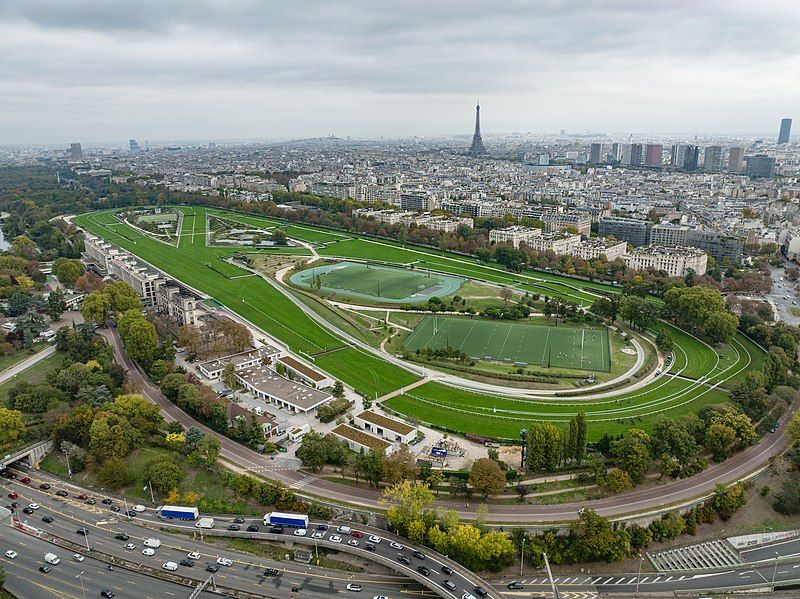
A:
[353, 411, 416, 444]
[489, 226, 542, 248]
[523, 232, 582, 255]
[572, 238, 628, 262]
[650, 223, 690, 247]
[197, 345, 283, 380]
[330, 424, 394, 455]
[622, 246, 708, 277]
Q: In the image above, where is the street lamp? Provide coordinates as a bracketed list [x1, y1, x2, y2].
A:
[519, 429, 527, 469]
[63, 448, 72, 480]
[75, 570, 86, 599]
[636, 553, 644, 596]
[772, 551, 780, 591]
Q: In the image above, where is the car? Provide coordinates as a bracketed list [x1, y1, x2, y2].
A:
[264, 568, 279, 577]
[312, 531, 324, 539]
[411, 550, 425, 560]
[372, 596, 389, 599]
[76, 528, 89, 536]
[347, 539, 359, 546]
[228, 524, 240, 531]
[233, 516, 245, 524]
[179, 558, 195, 567]
[770, 427, 777, 433]
[56, 490, 68, 497]
[73, 554, 84, 562]
[247, 525, 259, 532]
[101, 498, 113, 505]
[114, 533, 129, 541]
[351, 530, 364, 538]
[291, 588, 300, 593]
[293, 528, 307, 537]
[101, 591, 116, 598]
[346, 583, 363, 592]
[397, 554, 411, 565]
[186, 551, 201, 560]
[329, 535, 342, 543]
[365, 543, 376, 552]
[389, 541, 404, 550]
[20, 477, 30, 484]
[316, 523, 329, 531]
[441, 580, 457, 591]
[441, 566, 454, 576]
[368, 535, 381, 543]
[123, 543, 136, 550]
[28, 503, 40, 510]
[39, 565, 51, 573]
[125, 510, 136, 517]
[85, 498, 96, 505]
[7, 492, 17, 499]
[5, 550, 17, 559]
[462, 594, 478, 599]
[142, 548, 155, 556]
[205, 564, 219, 573]
[507, 582, 524, 590]
[472, 586, 488, 597]
[417, 565, 430, 576]
[22, 507, 33, 515]
[269, 525, 284, 534]
[216, 557, 233, 567]
[162, 561, 178, 571]
[77, 494, 88, 500]
[39, 483, 50, 490]
[337, 525, 351, 534]
[110, 505, 121, 512]
[10, 502, 19, 509]
[132, 504, 146, 512]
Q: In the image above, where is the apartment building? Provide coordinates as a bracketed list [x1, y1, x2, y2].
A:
[598, 216, 652, 247]
[157, 283, 201, 327]
[650, 223, 690, 247]
[524, 232, 582, 254]
[539, 212, 592, 236]
[107, 255, 163, 307]
[622, 246, 708, 277]
[571, 237, 628, 262]
[489, 226, 542, 248]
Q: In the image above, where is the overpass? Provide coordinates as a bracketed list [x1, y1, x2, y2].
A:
[0, 440, 53, 473]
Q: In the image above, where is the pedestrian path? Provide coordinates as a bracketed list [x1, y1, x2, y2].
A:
[648, 539, 743, 571]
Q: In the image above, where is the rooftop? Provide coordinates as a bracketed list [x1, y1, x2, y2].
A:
[330, 424, 391, 451]
[278, 355, 327, 382]
[237, 364, 331, 410]
[356, 410, 414, 435]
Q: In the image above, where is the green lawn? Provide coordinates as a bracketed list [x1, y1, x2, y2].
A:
[0, 342, 49, 373]
[0, 350, 64, 406]
[405, 316, 611, 372]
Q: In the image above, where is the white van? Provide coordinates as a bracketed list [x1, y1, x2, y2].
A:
[132, 504, 146, 512]
[336, 525, 351, 534]
[162, 561, 178, 571]
[44, 553, 60, 565]
[143, 538, 161, 548]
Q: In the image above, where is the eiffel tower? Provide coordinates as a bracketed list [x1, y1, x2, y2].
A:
[468, 101, 487, 156]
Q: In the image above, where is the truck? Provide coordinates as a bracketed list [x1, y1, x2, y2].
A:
[195, 517, 215, 529]
[263, 511, 309, 528]
[159, 505, 199, 520]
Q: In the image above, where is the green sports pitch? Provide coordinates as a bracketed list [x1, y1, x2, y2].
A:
[404, 316, 611, 372]
[289, 261, 464, 303]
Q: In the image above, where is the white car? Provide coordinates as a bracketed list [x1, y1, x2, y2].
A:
[347, 539, 359, 546]
[142, 548, 155, 556]
[216, 557, 232, 567]
[162, 561, 178, 571]
[372, 596, 389, 599]
[293, 528, 307, 537]
[389, 541, 404, 550]
[5, 550, 17, 559]
[329, 535, 342, 543]
[123, 543, 136, 550]
[73, 554, 84, 562]
[187, 551, 201, 560]
[312, 531, 324, 539]
[132, 505, 146, 512]
[336, 525, 351, 534]
[346, 583, 363, 591]
[368, 535, 381, 544]
[28, 503, 40, 510]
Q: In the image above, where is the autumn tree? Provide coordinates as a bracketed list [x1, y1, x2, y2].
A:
[469, 458, 506, 498]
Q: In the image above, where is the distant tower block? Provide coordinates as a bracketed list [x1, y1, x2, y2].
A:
[468, 102, 487, 156]
[778, 118, 792, 144]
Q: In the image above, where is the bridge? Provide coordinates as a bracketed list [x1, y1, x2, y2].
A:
[0, 440, 53, 473]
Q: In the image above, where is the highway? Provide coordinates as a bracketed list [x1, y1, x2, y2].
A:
[101, 326, 795, 525]
[1, 471, 435, 599]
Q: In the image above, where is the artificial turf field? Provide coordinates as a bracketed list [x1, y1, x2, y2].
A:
[404, 316, 611, 372]
[291, 261, 464, 302]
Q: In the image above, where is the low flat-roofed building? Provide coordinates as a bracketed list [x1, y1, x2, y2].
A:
[572, 237, 628, 262]
[622, 245, 708, 277]
[225, 400, 276, 438]
[197, 345, 283, 380]
[354, 411, 416, 444]
[277, 355, 333, 389]
[237, 364, 332, 413]
[330, 423, 393, 455]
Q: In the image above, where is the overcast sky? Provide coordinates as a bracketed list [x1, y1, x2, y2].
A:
[1, 0, 798, 145]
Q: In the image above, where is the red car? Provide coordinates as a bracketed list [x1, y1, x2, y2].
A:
[351, 530, 364, 538]
[7, 492, 18, 499]
[20, 477, 31, 484]
[77, 493, 88, 500]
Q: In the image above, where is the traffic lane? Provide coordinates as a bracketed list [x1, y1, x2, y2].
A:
[0, 525, 212, 599]
[741, 537, 800, 562]
[3, 479, 429, 599]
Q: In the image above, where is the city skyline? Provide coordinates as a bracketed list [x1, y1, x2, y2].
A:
[0, 0, 799, 144]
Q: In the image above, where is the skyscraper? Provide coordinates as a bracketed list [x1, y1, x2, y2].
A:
[129, 139, 141, 152]
[620, 143, 632, 165]
[670, 144, 686, 167]
[69, 142, 83, 161]
[683, 145, 699, 170]
[629, 143, 643, 166]
[609, 142, 621, 163]
[703, 146, 722, 171]
[468, 102, 487, 156]
[778, 118, 792, 144]
[644, 144, 663, 166]
[728, 146, 744, 172]
[589, 143, 602, 164]
[745, 154, 776, 178]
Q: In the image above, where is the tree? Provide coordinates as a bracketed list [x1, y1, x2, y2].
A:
[703, 311, 739, 345]
[773, 478, 800, 515]
[526, 423, 563, 472]
[711, 484, 747, 520]
[332, 380, 345, 399]
[52, 258, 85, 287]
[185, 426, 205, 450]
[0, 406, 25, 445]
[11, 235, 38, 260]
[108, 394, 163, 438]
[380, 480, 436, 536]
[655, 329, 673, 352]
[361, 449, 385, 488]
[612, 429, 652, 484]
[121, 317, 159, 367]
[143, 459, 184, 495]
[650, 417, 699, 466]
[160, 373, 186, 402]
[47, 289, 67, 321]
[469, 458, 506, 498]
[589, 296, 619, 322]
[296, 432, 329, 472]
[271, 229, 289, 246]
[381, 445, 419, 485]
[81, 291, 111, 325]
[96, 457, 134, 489]
[566, 412, 588, 463]
[568, 509, 631, 563]
[104, 281, 142, 313]
[7, 291, 33, 316]
[705, 423, 737, 462]
[88, 411, 138, 463]
[730, 372, 769, 421]
[604, 469, 633, 493]
[189, 435, 220, 468]
[221, 362, 239, 391]
[618, 295, 658, 331]
[60, 441, 87, 473]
